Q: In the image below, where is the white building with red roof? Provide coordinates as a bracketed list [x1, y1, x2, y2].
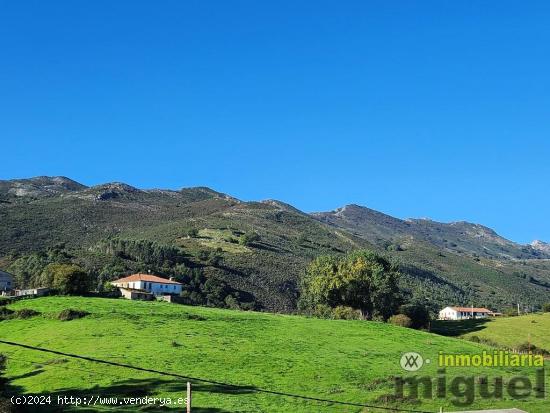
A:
[438, 306, 493, 320]
[111, 273, 183, 299]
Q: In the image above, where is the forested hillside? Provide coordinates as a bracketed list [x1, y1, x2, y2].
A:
[1, 176, 549, 312]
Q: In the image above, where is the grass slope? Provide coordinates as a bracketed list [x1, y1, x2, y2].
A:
[0, 297, 547, 412]
[459, 313, 550, 351]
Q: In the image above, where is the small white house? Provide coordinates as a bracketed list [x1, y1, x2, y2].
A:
[438, 306, 492, 320]
[14, 287, 50, 297]
[0, 270, 14, 292]
[111, 273, 183, 299]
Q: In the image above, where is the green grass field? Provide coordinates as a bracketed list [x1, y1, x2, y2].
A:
[0, 297, 548, 412]
[457, 313, 550, 351]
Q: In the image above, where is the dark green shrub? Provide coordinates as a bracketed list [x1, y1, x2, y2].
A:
[542, 303, 550, 313]
[516, 342, 550, 356]
[332, 306, 361, 320]
[312, 304, 333, 319]
[58, 309, 90, 321]
[0, 307, 14, 320]
[239, 231, 260, 246]
[13, 309, 41, 319]
[398, 303, 431, 329]
[388, 314, 413, 328]
[186, 228, 199, 237]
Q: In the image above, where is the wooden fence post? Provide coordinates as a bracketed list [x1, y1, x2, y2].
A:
[187, 382, 192, 413]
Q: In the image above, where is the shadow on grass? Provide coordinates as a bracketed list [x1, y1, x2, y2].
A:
[5, 376, 254, 412]
[8, 368, 45, 381]
[431, 318, 490, 336]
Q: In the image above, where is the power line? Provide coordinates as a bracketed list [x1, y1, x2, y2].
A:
[0, 339, 435, 413]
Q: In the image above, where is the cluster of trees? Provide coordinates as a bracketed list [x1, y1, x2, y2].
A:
[39, 263, 90, 294]
[93, 238, 189, 268]
[389, 303, 431, 329]
[177, 269, 257, 310]
[184, 227, 261, 248]
[8, 244, 75, 289]
[299, 250, 401, 321]
[6, 238, 260, 310]
[9, 256, 91, 295]
[239, 231, 260, 246]
[299, 249, 431, 329]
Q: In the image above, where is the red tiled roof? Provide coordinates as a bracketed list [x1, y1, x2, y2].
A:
[450, 306, 491, 313]
[111, 273, 182, 285]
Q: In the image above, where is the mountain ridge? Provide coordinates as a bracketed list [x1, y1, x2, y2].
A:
[2, 177, 545, 249]
[312, 203, 547, 260]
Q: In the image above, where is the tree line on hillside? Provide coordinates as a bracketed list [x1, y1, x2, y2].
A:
[6, 239, 259, 311]
[10, 239, 529, 328]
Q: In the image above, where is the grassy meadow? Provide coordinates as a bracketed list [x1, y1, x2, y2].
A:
[0, 297, 547, 412]
[458, 313, 550, 351]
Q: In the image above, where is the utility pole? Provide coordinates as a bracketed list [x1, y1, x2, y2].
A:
[187, 382, 192, 413]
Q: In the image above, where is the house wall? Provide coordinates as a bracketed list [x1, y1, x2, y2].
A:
[113, 280, 182, 296]
[439, 308, 458, 320]
[15, 288, 49, 297]
[439, 307, 490, 320]
[120, 288, 133, 299]
[119, 288, 153, 300]
[150, 283, 181, 295]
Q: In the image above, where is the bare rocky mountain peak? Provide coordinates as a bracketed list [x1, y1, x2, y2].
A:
[531, 240, 550, 253]
[0, 176, 87, 197]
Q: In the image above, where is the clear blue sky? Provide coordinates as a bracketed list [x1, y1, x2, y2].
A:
[1, 1, 549, 244]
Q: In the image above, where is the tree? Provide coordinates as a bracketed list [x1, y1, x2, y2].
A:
[203, 277, 230, 307]
[543, 303, 550, 313]
[44, 263, 90, 295]
[239, 231, 260, 246]
[299, 250, 401, 320]
[399, 303, 431, 329]
[186, 228, 199, 238]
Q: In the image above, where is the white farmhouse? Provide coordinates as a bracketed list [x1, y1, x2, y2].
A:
[111, 273, 183, 300]
[0, 270, 14, 292]
[438, 306, 492, 320]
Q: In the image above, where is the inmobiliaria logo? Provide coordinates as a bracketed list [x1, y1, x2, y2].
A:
[394, 350, 546, 407]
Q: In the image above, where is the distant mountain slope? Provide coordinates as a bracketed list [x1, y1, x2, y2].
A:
[312, 204, 549, 260]
[0, 176, 87, 198]
[1, 176, 549, 312]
